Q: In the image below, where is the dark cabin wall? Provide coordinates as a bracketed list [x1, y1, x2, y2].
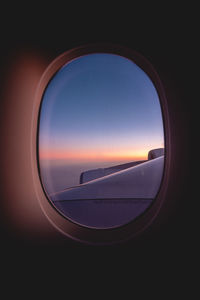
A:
[0, 6, 196, 286]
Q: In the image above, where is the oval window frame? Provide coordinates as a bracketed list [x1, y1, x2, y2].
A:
[31, 43, 171, 245]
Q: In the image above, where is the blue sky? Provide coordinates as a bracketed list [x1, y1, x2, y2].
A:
[39, 53, 164, 163]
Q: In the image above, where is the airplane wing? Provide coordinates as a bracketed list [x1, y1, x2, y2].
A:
[80, 160, 146, 184]
[49, 154, 164, 228]
[51, 156, 164, 201]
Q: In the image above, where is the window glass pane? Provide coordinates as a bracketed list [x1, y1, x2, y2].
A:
[38, 53, 164, 228]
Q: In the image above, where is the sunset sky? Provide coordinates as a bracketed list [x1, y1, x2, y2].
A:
[39, 53, 164, 165]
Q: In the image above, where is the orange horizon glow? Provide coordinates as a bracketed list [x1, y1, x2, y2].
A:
[39, 148, 153, 162]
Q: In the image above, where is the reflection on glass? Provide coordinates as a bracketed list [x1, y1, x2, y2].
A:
[38, 53, 164, 228]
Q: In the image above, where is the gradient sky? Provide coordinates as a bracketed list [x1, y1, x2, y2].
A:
[39, 53, 164, 164]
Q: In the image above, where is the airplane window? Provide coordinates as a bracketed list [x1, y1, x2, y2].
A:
[38, 51, 165, 229]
